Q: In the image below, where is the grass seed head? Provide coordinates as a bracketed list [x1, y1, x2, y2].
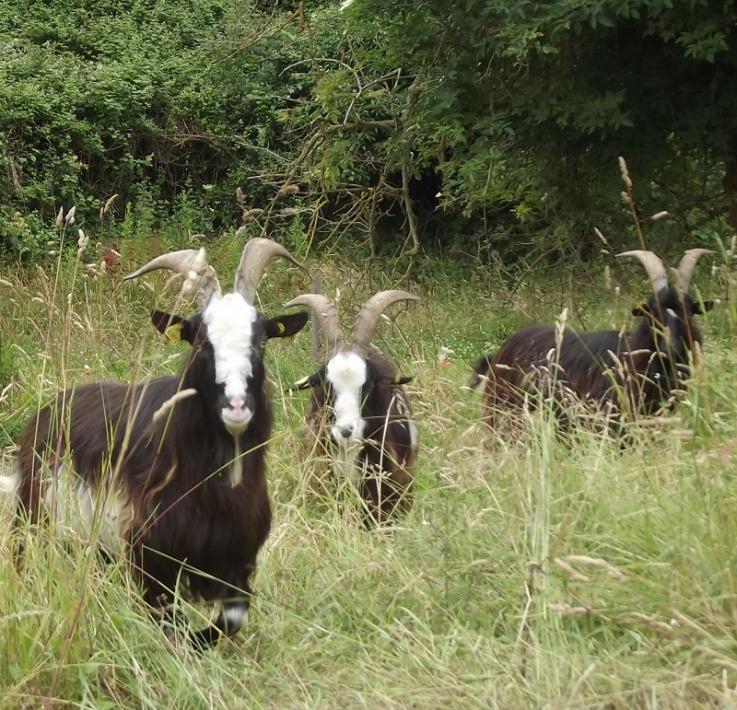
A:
[618, 155, 633, 190]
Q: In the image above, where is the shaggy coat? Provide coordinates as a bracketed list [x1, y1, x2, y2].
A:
[471, 286, 712, 432]
[12, 307, 307, 647]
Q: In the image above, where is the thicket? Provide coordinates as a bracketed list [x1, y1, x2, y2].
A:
[1, 0, 736, 263]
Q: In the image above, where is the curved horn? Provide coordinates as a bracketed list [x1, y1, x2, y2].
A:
[284, 294, 341, 353]
[617, 250, 668, 295]
[234, 238, 306, 304]
[351, 290, 420, 353]
[676, 248, 712, 293]
[124, 248, 221, 310]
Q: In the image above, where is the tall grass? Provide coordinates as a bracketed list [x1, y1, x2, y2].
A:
[1, 238, 736, 708]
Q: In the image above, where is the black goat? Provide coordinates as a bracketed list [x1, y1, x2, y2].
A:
[470, 249, 713, 433]
[1, 238, 309, 648]
[286, 291, 419, 525]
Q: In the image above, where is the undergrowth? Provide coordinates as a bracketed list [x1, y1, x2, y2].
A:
[1, 237, 737, 708]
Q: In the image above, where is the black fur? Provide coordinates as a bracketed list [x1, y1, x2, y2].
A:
[473, 287, 711, 432]
[15, 307, 308, 648]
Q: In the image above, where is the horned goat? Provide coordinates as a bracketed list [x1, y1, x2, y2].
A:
[287, 291, 419, 526]
[2, 238, 309, 648]
[470, 249, 713, 434]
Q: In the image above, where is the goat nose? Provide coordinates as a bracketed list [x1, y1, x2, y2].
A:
[340, 425, 354, 439]
[229, 397, 245, 412]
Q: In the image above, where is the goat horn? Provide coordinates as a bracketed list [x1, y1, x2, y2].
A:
[284, 294, 341, 353]
[234, 238, 306, 304]
[124, 248, 221, 310]
[676, 248, 712, 293]
[617, 250, 669, 295]
[351, 290, 420, 354]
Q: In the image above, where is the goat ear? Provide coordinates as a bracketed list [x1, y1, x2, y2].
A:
[393, 375, 414, 385]
[264, 311, 309, 339]
[694, 299, 714, 314]
[150, 310, 194, 344]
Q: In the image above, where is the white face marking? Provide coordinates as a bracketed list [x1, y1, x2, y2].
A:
[326, 351, 367, 446]
[43, 464, 123, 551]
[203, 293, 257, 434]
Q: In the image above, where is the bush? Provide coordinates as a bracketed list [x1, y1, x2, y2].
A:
[0, 0, 342, 260]
[1, 0, 735, 263]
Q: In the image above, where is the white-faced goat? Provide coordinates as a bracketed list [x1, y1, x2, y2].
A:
[470, 249, 712, 433]
[287, 291, 419, 526]
[0, 238, 309, 648]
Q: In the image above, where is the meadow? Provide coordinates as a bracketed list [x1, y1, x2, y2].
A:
[1, 233, 737, 708]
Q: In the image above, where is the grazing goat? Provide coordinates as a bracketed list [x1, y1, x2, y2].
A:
[470, 249, 713, 433]
[1, 238, 309, 648]
[286, 291, 419, 525]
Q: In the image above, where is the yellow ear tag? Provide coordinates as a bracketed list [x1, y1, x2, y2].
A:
[164, 322, 183, 343]
[276, 321, 286, 334]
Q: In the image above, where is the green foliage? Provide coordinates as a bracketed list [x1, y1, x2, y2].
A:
[0, 210, 54, 261]
[295, 0, 737, 256]
[0, 0, 343, 260]
[0, 0, 735, 262]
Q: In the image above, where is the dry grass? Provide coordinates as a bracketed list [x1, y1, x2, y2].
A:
[1, 236, 737, 708]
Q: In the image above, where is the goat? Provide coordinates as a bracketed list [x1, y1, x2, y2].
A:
[1, 238, 309, 648]
[286, 291, 419, 526]
[470, 249, 713, 434]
